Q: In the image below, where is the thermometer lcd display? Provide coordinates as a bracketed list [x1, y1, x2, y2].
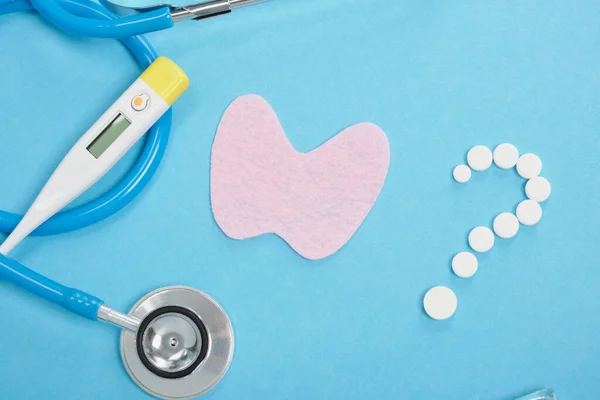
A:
[87, 113, 131, 158]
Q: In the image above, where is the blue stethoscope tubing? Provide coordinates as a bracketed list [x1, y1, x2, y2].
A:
[0, 0, 172, 319]
[0, 0, 173, 37]
[0, 0, 169, 236]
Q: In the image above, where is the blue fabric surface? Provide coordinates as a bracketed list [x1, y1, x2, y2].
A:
[0, 1, 598, 399]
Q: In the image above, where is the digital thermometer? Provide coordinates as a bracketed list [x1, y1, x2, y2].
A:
[0, 57, 189, 255]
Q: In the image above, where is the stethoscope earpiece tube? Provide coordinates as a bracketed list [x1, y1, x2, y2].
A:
[30, 0, 173, 38]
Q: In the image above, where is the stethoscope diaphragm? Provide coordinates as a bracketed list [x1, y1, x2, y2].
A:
[121, 286, 234, 400]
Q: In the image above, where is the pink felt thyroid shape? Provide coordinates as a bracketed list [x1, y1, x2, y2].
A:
[210, 95, 390, 260]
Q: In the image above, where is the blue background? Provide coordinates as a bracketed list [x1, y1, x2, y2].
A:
[0, 1, 599, 399]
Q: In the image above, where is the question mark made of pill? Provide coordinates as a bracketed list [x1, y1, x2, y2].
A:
[423, 143, 552, 321]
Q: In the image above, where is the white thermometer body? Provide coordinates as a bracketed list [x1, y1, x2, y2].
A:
[0, 57, 189, 255]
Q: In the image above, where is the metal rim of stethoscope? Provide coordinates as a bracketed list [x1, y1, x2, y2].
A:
[121, 286, 235, 400]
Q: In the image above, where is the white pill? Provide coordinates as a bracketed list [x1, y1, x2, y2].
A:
[493, 212, 520, 239]
[451, 252, 478, 278]
[423, 286, 458, 320]
[468, 226, 495, 253]
[467, 145, 493, 171]
[516, 153, 542, 179]
[453, 164, 472, 183]
[525, 176, 551, 202]
[516, 200, 542, 226]
[493, 143, 519, 169]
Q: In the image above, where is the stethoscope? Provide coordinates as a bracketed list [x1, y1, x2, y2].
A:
[0, 0, 268, 398]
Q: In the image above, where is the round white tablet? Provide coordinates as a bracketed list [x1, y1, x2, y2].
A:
[493, 143, 519, 169]
[516, 153, 542, 179]
[423, 286, 458, 320]
[525, 176, 551, 202]
[467, 145, 493, 171]
[468, 226, 495, 253]
[451, 252, 478, 278]
[516, 200, 542, 226]
[493, 212, 520, 239]
[453, 164, 472, 183]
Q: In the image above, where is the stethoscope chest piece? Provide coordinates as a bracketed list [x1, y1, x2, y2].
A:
[121, 286, 234, 399]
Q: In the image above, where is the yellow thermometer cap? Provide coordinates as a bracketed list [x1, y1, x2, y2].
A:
[140, 57, 189, 106]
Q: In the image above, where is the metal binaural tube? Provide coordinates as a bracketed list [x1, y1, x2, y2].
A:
[171, 0, 228, 22]
[171, 0, 268, 22]
[229, 0, 267, 9]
